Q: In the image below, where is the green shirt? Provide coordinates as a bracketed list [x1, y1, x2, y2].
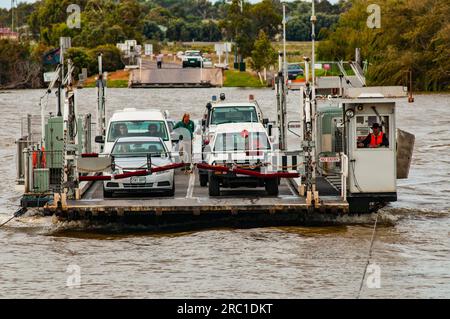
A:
[173, 120, 195, 139]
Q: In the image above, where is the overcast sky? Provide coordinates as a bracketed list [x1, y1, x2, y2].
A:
[0, 0, 339, 9]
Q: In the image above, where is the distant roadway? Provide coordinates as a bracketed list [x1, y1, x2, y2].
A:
[130, 58, 223, 88]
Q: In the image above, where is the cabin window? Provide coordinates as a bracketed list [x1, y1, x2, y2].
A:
[356, 115, 390, 149]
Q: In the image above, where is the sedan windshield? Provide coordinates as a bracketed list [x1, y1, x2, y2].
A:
[210, 107, 258, 125]
[112, 141, 167, 156]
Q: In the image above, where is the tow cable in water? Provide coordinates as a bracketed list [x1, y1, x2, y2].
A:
[0, 207, 28, 229]
[357, 213, 379, 299]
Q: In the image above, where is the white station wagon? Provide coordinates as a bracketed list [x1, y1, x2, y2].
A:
[97, 108, 172, 155]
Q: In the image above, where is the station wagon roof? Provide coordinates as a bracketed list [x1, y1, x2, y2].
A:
[110, 109, 166, 121]
[115, 137, 163, 143]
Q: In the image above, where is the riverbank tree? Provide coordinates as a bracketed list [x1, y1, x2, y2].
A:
[0, 39, 44, 89]
[249, 31, 277, 83]
[317, 0, 450, 91]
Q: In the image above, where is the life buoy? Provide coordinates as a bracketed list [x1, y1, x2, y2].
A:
[32, 147, 46, 168]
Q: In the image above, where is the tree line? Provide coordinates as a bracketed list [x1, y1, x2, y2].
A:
[318, 0, 450, 91]
[1, 0, 346, 46]
[2, 0, 447, 91]
[0, 0, 346, 88]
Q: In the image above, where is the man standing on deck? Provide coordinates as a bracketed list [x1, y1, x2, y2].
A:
[358, 123, 389, 148]
[174, 114, 195, 171]
[156, 54, 163, 69]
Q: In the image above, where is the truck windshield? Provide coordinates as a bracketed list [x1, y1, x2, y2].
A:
[214, 131, 270, 152]
[108, 121, 169, 142]
[210, 107, 258, 125]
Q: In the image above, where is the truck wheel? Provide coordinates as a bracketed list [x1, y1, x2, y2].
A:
[199, 173, 208, 187]
[103, 188, 113, 198]
[208, 175, 220, 196]
[265, 178, 279, 196]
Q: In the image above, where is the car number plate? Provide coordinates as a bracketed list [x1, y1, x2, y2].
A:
[319, 157, 341, 163]
[130, 176, 146, 184]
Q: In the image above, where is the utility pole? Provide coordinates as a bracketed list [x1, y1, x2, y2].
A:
[276, 51, 287, 151]
[311, 0, 317, 87]
[200, 58, 203, 83]
[97, 54, 106, 153]
[408, 69, 414, 103]
[301, 0, 319, 207]
[58, 37, 71, 117]
[239, 0, 244, 68]
[230, 0, 245, 70]
[62, 58, 79, 200]
[282, 3, 287, 80]
[11, 0, 16, 33]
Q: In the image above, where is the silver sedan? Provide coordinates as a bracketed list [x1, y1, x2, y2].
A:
[103, 137, 175, 198]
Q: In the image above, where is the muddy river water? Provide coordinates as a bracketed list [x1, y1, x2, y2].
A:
[0, 88, 448, 298]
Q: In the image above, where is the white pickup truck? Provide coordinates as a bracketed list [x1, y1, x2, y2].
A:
[204, 123, 279, 196]
[182, 50, 203, 68]
[199, 96, 275, 186]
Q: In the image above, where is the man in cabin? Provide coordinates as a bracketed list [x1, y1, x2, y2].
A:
[358, 123, 389, 148]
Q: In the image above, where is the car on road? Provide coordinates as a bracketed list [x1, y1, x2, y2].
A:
[103, 137, 175, 198]
[204, 123, 278, 196]
[214, 63, 229, 70]
[202, 58, 213, 68]
[287, 63, 304, 80]
[182, 50, 203, 68]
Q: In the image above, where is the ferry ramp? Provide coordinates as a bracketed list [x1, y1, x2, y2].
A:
[130, 60, 223, 88]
